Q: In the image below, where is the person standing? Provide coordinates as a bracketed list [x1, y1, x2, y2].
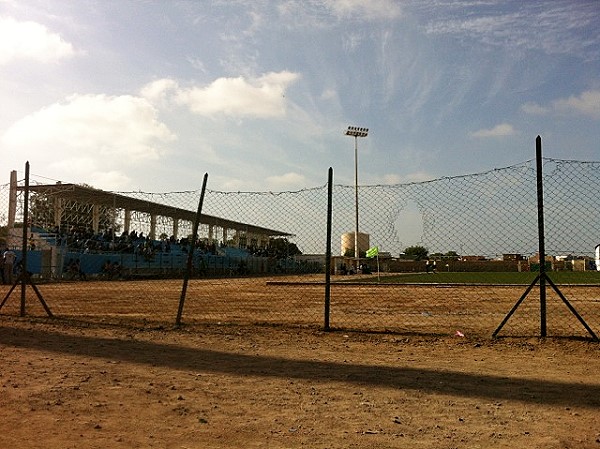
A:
[0, 251, 4, 284]
[3, 248, 16, 284]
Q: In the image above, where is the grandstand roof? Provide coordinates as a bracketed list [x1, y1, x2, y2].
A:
[22, 183, 293, 237]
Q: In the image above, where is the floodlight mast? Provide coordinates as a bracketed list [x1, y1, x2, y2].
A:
[345, 126, 369, 270]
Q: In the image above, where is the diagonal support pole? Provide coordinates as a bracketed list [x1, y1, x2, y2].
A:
[545, 275, 598, 341]
[0, 272, 53, 317]
[493, 136, 598, 340]
[0, 161, 53, 318]
[493, 273, 599, 341]
[492, 274, 540, 338]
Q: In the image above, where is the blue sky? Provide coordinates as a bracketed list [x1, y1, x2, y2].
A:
[1, 0, 599, 193]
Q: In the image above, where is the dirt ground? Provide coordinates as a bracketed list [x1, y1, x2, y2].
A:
[1, 315, 599, 449]
[1, 276, 598, 338]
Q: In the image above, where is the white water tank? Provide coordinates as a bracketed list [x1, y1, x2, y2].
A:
[341, 232, 370, 256]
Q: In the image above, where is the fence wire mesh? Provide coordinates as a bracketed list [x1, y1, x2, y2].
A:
[0, 157, 599, 338]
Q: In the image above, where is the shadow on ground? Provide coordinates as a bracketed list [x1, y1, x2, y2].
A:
[1, 323, 598, 409]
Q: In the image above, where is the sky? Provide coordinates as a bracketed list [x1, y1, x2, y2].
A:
[1, 0, 599, 194]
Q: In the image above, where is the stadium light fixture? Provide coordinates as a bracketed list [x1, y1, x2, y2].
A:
[345, 126, 369, 268]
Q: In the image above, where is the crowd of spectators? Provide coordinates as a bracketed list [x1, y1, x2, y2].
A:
[33, 225, 298, 264]
[50, 225, 220, 259]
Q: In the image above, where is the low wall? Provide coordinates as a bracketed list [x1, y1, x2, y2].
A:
[387, 259, 526, 273]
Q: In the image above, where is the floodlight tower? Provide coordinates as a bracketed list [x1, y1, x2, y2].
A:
[345, 125, 369, 269]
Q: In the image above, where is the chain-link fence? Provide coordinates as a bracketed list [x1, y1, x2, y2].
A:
[1, 153, 599, 339]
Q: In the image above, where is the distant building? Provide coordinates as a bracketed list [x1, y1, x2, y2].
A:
[460, 255, 486, 261]
[528, 253, 553, 264]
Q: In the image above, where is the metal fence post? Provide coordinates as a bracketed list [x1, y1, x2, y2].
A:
[20, 162, 30, 316]
[176, 173, 208, 326]
[324, 167, 333, 331]
[536, 136, 547, 337]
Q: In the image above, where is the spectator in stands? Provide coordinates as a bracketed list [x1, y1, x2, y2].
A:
[64, 258, 74, 278]
[111, 261, 122, 278]
[73, 259, 87, 281]
[102, 260, 113, 279]
[0, 251, 4, 284]
[14, 258, 28, 279]
[3, 248, 16, 284]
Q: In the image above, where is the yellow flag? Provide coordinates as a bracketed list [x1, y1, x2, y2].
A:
[366, 246, 379, 258]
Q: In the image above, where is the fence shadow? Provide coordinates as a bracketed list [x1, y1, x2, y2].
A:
[1, 324, 599, 409]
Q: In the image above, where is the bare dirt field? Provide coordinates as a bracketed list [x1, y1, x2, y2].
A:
[1, 277, 599, 448]
[1, 276, 598, 336]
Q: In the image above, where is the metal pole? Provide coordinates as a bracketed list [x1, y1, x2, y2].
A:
[324, 167, 333, 331]
[345, 126, 368, 271]
[536, 135, 547, 337]
[20, 162, 30, 316]
[176, 173, 208, 326]
[354, 135, 359, 269]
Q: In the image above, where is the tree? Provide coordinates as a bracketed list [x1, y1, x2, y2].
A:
[268, 237, 301, 258]
[445, 251, 459, 260]
[404, 245, 428, 261]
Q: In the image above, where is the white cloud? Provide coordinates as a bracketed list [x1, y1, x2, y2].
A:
[140, 78, 180, 106]
[186, 56, 208, 73]
[320, 88, 337, 100]
[244, 10, 265, 37]
[521, 102, 548, 115]
[522, 90, 600, 119]
[324, 0, 402, 20]
[176, 71, 300, 118]
[88, 170, 133, 189]
[0, 16, 76, 64]
[46, 157, 132, 188]
[470, 123, 516, 138]
[265, 172, 307, 190]
[553, 90, 600, 119]
[276, 0, 401, 28]
[382, 171, 434, 184]
[2, 94, 175, 188]
[3, 93, 174, 158]
[420, 2, 600, 59]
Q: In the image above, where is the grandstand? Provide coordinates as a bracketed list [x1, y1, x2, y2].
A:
[6, 172, 308, 279]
